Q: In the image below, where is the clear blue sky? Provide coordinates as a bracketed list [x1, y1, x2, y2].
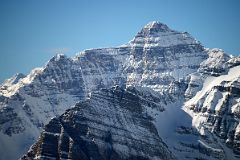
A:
[0, 0, 240, 83]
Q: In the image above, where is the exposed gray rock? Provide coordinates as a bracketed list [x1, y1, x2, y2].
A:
[198, 48, 231, 76]
[22, 87, 176, 160]
[185, 65, 240, 159]
[1, 21, 240, 160]
[0, 21, 207, 159]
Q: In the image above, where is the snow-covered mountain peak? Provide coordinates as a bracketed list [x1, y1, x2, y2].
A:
[0, 67, 43, 97]
[4, 21, 238, 159]
[1, 73, 26, 86]
[55, 53, 66, 60]
[128, 21, 200, 48]
[48, 53, 69, 63]
[45, 53, 74, 72]
[198, 48, 231, 76]
[142, 21, 171, 33]
[206, 48, 229, 58]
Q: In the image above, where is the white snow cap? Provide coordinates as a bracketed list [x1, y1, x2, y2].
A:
[143, 21, 171, 31]
[128, 21, 199, 47]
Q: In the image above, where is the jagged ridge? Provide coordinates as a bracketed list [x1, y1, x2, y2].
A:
[22, 86, 176, 160]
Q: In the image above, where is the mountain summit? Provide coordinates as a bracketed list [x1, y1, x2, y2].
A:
[141, 21, 172, 33]
[1, 21, 240, 160]
[129, 21, 199, 47]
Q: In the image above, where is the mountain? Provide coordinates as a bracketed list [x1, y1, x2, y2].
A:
[184, 53, 240, 159]
[22, 61, 240, 160]
[22, 86, 177, 160]
[1, 21, 240, 159]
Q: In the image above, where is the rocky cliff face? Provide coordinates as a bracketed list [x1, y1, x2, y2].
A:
[22, 86, 176, 160]
[1, 21, 240, 160]
[0, 21, 207, 159]
[23, 72, 240, 160]
[184, 54, 240, 159]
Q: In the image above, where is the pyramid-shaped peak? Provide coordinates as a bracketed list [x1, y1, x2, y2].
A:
[144, 21, 169, 29]
[128, 21, 200, 47]
[134, 21, 173, 39]
[141, 21, 172, 33]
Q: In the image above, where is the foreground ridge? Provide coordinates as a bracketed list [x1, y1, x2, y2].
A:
[22, 86, 176, 160]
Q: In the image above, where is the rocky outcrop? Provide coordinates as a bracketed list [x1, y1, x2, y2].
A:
[22, 87, 175, 160]
[185, 65, 240, 159]
[198, 48, 230, 76]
